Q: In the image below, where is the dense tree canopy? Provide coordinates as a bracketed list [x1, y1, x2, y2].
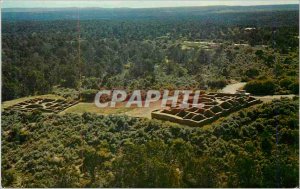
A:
[2, 8, 299, 101]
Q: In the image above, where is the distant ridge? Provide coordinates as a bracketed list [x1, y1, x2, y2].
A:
[2, 4, 299, 21]
[3, 4, 298, 12]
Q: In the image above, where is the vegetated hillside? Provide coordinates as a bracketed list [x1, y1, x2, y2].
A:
[2, 7, 299, 101]
[2, 98, 298, 187]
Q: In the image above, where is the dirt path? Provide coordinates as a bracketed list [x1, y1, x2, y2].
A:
[220, 82, 296, 102]
[255, 95, 296, 103]
[221, 82, 246, 94]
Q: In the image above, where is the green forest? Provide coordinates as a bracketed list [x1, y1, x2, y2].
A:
[2, 7, 299, 101]
[1, 5, 299, 188]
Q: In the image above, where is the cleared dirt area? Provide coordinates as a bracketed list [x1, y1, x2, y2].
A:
[221, 82, 246, 94]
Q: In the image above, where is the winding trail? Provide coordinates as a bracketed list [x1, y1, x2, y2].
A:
[220, 82, 296, 103]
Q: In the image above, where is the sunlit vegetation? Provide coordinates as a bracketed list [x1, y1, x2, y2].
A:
[1, 5, 299, 188]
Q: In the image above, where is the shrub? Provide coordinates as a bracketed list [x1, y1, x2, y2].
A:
[288, 81, 299, 94]
[81, 89, 99, 102]
[207, 79, 227, 89]
[279, 78, 293, 88]
[245, 68, 259, 79]
[82, 77, 101, 90]
[244, 79, 277, 95]
[255, 50, 264, 58]
[52, 86, 79, 100]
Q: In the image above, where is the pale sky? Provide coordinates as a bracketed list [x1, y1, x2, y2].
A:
[2, 0, 299, 8]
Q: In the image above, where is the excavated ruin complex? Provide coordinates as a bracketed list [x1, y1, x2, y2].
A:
[4, 98, 79, 113]
[151, 93, 262, 127]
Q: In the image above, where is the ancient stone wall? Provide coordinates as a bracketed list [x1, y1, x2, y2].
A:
[151, 93, 261, 127]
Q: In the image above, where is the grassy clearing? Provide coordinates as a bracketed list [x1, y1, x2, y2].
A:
[61, 100, 164, 118]
[2, 94, 64, 109]
[60, 102, 136, 115]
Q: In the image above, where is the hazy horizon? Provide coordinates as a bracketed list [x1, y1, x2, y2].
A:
[2, 0, 299, 9]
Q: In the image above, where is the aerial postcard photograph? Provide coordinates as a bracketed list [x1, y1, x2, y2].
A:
[1, 0, 299, 188]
